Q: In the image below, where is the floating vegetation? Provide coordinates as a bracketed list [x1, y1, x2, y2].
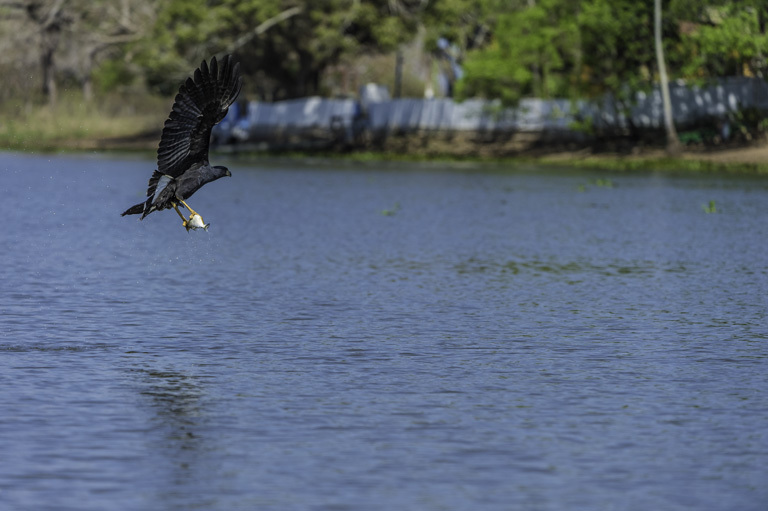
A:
[381, 202, 401, 216]
[594, 178, 613, 188]
[577, 178, 614, 192]
[703, 200, 718, 214]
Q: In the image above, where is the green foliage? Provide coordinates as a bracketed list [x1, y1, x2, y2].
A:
[457, 0, 579, 105]
[420, 0, 495, 51]
[127, 0, 229, 94]
[455, 0, 679, 108]
[106, 0, 502, 99]
[12, 0, 768, 117]
[456, 0, 768, 113]
[123, 0, 432, 98]
[92, 60, 136, 93]
[576, 0, 657, 100]
[677, 4, 768, 79]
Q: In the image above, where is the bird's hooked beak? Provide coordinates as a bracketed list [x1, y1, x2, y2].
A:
[225, 169, 232, 177]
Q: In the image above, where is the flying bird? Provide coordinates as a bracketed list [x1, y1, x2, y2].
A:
[121, 55, 242, 231]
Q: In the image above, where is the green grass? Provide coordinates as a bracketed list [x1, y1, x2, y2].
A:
[535, 154, 768, 175]
[0, 91, 168, 152]
[237, 148, 768, 175]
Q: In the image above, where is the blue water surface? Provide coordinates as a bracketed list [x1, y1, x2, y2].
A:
[0, 151, 766, 510]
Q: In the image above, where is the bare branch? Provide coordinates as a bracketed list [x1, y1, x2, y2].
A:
[88, 31, 142, 57]
[226, 6, 302, 54]
[43, 0, 67, 28]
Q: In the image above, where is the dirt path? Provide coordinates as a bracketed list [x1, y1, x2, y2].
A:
[682, 143, 768, 164]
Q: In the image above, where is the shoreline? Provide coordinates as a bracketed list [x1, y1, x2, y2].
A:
[5, 134, 768, 175]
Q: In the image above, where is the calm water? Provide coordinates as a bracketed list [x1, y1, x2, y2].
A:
[1, 151, 766, 510]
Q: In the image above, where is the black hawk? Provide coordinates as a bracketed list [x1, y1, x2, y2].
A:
[121, 55, 242, 231]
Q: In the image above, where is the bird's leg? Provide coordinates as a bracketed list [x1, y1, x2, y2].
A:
[172, 202, 191, 231]
[172, 203, 186, 220]
[179, 199, 200, 218]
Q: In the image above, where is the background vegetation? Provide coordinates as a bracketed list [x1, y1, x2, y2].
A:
[1, 0, 767, 151]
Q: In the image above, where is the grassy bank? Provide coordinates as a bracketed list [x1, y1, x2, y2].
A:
[0, 91, 168, 152]
[4, 93, 768, 175]
[228, 147, 768, 175]
[533, 151, 768, 174]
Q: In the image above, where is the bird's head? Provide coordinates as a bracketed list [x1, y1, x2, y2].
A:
[213, 165, 232, 178]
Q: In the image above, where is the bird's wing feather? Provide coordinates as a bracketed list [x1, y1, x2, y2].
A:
[156, 55, 242, 178]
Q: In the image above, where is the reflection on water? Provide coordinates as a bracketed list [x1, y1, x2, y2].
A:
[0, 152, 767, 511]
[128, 363, 214, 507]
[133, 366, 204, 440]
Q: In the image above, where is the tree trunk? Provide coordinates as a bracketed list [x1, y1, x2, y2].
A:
[394, 49, 403, 98]
[82, 74, 93, 103]
[41, 38, 57, 109]
[654, 0, 682, 154]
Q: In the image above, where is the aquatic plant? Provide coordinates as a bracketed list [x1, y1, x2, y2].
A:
[381, 202, 401, 216]
[703, 200, 718, 213]
[577, 178, 613, 192]
[595, 178, 613, 188]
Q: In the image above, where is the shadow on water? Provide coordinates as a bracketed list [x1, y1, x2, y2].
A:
[126, 361, 219, 508]
[132, 366, 204, 437]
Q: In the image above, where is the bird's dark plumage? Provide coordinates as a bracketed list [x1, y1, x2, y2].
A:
[122, 55, 242, 222]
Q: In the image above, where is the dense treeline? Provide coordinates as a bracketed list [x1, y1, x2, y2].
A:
[0, 0, 766, 108]
[458, 0, 768, 106]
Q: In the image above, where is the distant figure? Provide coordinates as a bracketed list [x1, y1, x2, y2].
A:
[121, 55, 242, 231]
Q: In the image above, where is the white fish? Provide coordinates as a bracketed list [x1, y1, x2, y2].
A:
[185, 213, 210, 232]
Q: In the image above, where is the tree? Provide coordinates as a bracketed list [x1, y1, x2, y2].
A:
[574, 0, 663, 136]
[456, 0, 579, 106]
[123, 0, 428, 98]
[0, 0, 155, 105]
[73, 0, 155, 101]
[655, 0, 681, 153]
[0, 0, 72, 107]
[125, 0, 228, 94]
[674, 1, 768, 80]
[219, 0, 422, 99]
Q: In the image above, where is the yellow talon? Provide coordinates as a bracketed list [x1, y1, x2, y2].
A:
[179, 199, 199, 217]
[172, 200, 207, 231]
[171, 203, 188, 230]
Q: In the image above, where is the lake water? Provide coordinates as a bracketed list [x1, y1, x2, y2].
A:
[1, 151, 766, 510]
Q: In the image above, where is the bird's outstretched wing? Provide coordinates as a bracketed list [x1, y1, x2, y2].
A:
[157, 55, 242, 177]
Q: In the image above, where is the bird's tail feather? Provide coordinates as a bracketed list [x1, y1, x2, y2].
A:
[122, 170, 166, 218]
[121, 203, 144, 216]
